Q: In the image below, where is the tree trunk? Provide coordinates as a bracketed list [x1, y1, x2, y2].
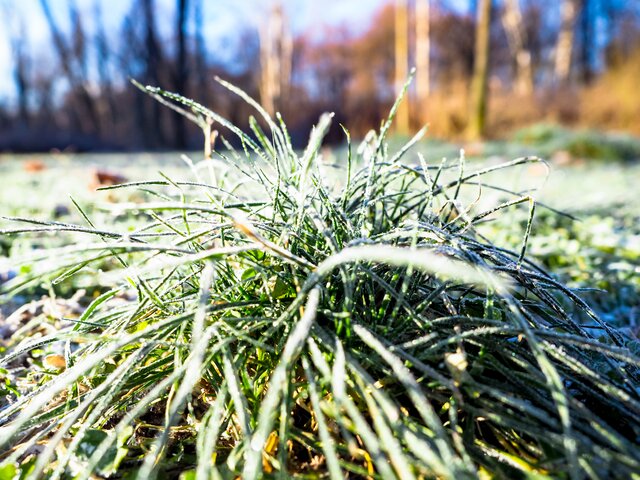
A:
[415, 0, 430, 124]
[174, 0, 189, 149]
[501, 0, 533, 95]
[555, 0, 581, 85]
[9, 16, 30, 127]
[194, 0, 209, 105]
[468, 0, 492, 140]
[578, 0, 593, 84]
[69, 1, 88, 81]
[93, 0, 117, 130]
[259, 2, 292, 117]
[394, 0, 410, 135]
[14, 48, 30, 127]
[140, 0, 164, 148]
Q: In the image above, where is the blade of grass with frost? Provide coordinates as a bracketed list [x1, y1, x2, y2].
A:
[231, 214, 316, 270]
[308, 245, 508, 290]
[95, 243, 262, 286]
[355, 379, 416, 480]
[357, 70, 415, 236]
[214, 76, 290, 164]
[27, 345, 151, 480]
[494, 288, 580, 479]
[242, 287, 321, 479]
[0, 311, 214, 446]
[330, 340, 398, 479]
[142, 86, 272, 171]
[195, 384, 229, 479]
[221, 350, 251, 438]
[0, 339, 132, 445]
[347, 358, 457, 478]
[0, 240, 200, 289]
[310, 321, 467, 478]
[135, 263, 215, 479]
[77, 333, 237, 480]
[354, 325, 459, 459]
[389, 125, 428, 165]
[297, 113, 334, 199]
[301, 356, 343, 480]
[376, 68, 415, 153]
[0, 329, 98, 368]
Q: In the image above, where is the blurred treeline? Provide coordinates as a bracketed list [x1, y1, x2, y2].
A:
[0, 0, 639, 152]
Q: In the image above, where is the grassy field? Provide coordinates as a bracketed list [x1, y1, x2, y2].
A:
[1, 88, 640, 479]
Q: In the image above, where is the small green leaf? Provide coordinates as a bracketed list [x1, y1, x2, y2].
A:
[179, 471, 196, 480]
[272, 277, 290, 299]
[0, 462, 17, 480]
[241, 267, 256, 281]
[69, 429, 128, 478]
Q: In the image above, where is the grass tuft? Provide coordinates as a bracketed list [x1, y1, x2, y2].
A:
[1, 81, 639, 479]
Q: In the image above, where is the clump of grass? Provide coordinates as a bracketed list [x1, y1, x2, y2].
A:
[1, 80, 640, 479]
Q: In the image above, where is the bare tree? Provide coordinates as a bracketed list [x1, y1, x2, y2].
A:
[38, 0, 100, 133]
[141, 0, 164, 87]
[468, 0, 492, 140]
[502, 0, 533, 95]
[174, 0, 189, 148]
[415, 0, 430, 124]
[259, 1, 292, 116]
[394, 0, 410, 134]
[555, 0, 581, 85]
